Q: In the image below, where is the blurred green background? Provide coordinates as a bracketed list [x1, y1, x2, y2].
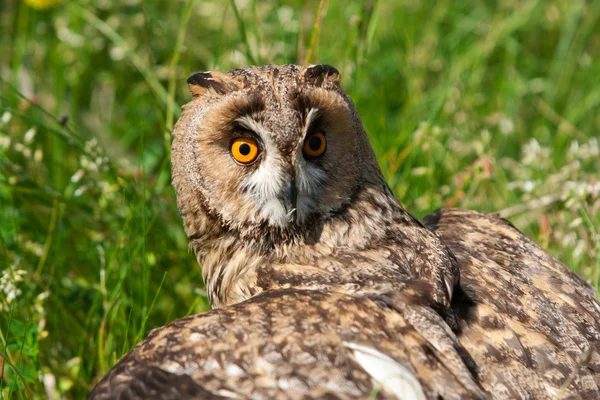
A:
[0, 0, 599, 398]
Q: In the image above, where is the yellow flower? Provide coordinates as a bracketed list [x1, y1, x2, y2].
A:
[24, 0, 64, 10]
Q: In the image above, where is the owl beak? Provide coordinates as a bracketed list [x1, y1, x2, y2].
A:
[284, 177, 298, 223]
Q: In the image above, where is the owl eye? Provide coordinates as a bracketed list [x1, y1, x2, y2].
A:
[231, 137, 259, 164]
[303, 132, 327, 158]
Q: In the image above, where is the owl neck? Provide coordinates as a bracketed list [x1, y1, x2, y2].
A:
[190, 180, 454, 309]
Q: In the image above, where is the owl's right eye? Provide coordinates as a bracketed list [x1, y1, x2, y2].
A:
[303, 132, 327, 158]
[231, 137, 260, 164]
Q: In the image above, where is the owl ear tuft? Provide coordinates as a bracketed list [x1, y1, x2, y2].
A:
[187, 71, 237, 97]
[303, 64, 341, 87]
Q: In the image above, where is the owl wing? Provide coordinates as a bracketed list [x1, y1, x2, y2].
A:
[423, 208, 600, 399]
[86, 359, 229, 400]
[88, 287, 487, 399]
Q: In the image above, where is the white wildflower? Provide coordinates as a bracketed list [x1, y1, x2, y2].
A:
[15, 142, 33, 158]
[561, 232, 577, 247]
[580, 137, 598, 159]
[573, 240, 587, 261]
[24, 240, 44, 257]
[589, 137, 598, 154]
[74, 185, 88, 197]
[35, 290, 50, 336]
[412, 122, 429, 141]
[0, 135, 10, 150]
[523, 180, 535, 192]
[0, 111, 12, 126]
[227, 49, 247, 67]
[589, 181, 600, 197]
[0, 267, 27, 306]
[14, 143, 26, 153]
[86, 162, 98, 172]
[84, 138, 98, 154]
[568, 218, 583, 229]
[412, 167, 428, 176]
[37, 291, 50, 301]
[109, 46, 125, 61]
[43, 373, 57, 400]
[277, 6, 294, 25]
[24, 127, 37, 144]
[499, 118, 514, 135]
[568, 140, 579, 157]
[80, 155, 98, 172]
[5, 286, 20, 302]
[56, 26, 85, 47]
[71, 169, 85, 183]
[565, 197, 577, 209]
[522, 138, 542, 165]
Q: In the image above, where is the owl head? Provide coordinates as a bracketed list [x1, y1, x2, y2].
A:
[171, 64, 386, 246]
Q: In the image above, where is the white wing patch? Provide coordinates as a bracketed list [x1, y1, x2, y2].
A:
[343, 342, 426, 400]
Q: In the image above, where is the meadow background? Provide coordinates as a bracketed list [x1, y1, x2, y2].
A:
[0, 0, 599, 398]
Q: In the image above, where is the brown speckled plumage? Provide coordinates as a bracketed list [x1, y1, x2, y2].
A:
[424, 209, 600, 398]
[88, 65, 600, 399]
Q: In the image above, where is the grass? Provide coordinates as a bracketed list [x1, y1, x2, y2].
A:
[0, 0, 599, 398]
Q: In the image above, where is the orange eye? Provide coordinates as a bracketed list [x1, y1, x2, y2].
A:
[231, 137, 259, 164]
[303, 132, 327, 158]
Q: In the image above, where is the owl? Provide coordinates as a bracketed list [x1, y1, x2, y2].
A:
[88, 64, 600, 399]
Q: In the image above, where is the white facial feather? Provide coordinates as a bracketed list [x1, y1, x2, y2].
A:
[236, 116, 269, 141]
[344, 342, 426, 400]
[235, 113, 327, 227]
[237, 116, 289, 227]
[295, 108, 326, 222]
[296, 162, 326, 222]
[305, 107, 320, 130]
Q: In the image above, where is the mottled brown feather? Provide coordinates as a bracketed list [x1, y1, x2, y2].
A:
[424, 208, 600, 399]
[89, 289, 487, 399]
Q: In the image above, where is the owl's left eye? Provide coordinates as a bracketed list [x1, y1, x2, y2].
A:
[303, 132, 327, 158]
[231, 137, 260, 164]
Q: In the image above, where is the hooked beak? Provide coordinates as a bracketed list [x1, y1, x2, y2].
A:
[284, 175, 298, 223]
